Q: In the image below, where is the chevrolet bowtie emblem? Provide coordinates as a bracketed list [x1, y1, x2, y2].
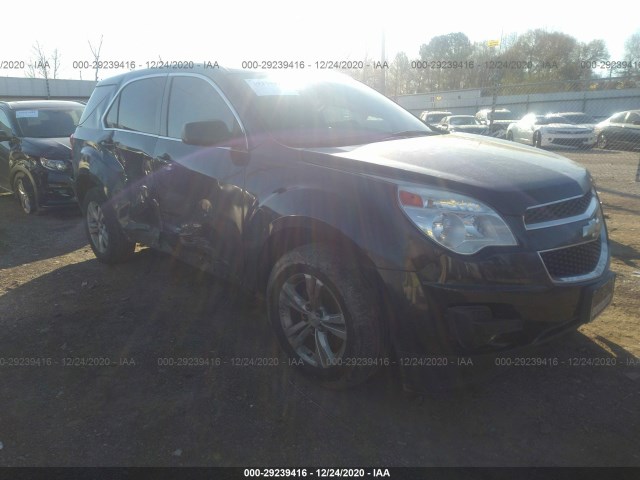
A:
[582, 217, 601, 239]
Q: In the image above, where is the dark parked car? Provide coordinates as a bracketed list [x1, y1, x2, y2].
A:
[72, 67, 615, 390]
[595, 110, 640, 150]
[438, 115, 489, 135]
[419, 110, 452, 125]
[0, 100, 84, 213]
[475, 108, 518, 138]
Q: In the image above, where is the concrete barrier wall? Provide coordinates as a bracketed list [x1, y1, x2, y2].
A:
[398, 87, 640, 119]
[0, 77, 97, 101]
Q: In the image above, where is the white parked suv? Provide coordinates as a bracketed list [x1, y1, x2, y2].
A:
[506, 113, 596, 149]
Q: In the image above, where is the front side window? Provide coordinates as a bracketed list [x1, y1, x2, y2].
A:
[166, 76, 241, 140]
[625, 112, 640, 124]
[609, 112, 626, 123]
[106, 76, 165, 134]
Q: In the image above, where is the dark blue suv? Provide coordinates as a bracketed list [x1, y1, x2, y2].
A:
[71, 67, 615, 390]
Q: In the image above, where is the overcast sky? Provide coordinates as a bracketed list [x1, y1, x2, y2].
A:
[2, 0, 638, 80]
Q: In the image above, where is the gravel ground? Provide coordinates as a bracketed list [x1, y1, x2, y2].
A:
[0, 148, 638, 467]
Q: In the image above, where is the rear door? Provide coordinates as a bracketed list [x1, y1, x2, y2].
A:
[606, 112, 627, 145]
[621, 111, 640, 148]
[102, 75, 167, 244]
[0, 108, 14, 190]
[152, 74, 248, 279]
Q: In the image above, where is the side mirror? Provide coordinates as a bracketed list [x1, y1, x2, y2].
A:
[0, 130, 13, 142]
[182, 120, 232, 146]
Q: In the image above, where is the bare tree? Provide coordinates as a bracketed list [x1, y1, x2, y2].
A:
[26, 42, 51, 79]
[88, 35, 104, 81]
[51, 48, 61, 79]
[25, 42, 53, 98]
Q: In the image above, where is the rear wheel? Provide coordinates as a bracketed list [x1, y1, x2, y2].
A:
[13, 173, 37, 214]
[267, 244, 384, 388]
[83, 187, 135, 264]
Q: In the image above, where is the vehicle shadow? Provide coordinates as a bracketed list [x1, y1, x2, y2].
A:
[0, 195, 85, 270]
[609, 239, 640, 268]
[598, 187, 640, 201]
[0, 251, 638, 466]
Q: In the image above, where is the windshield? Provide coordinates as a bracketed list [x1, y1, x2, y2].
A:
[238, 73, 433, 147]
[449, 116, 478, 125]
[425, 113, 450, 123]
[559, 113, 595, 124]
[489, 111, 516, 121]
[14, 107, 84, 138]
[544, 115, 574, 124]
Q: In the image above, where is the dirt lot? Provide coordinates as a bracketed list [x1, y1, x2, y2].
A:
[0, 148, 639, 467]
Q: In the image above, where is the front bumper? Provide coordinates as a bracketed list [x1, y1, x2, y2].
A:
[378, 266, 615, 390]
[542, 133, 596, 148]
[32, 168, 76, 208]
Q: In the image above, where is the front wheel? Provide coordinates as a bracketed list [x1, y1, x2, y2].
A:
[597, 133, 609, 149]
[506, 131, 514, 141]
[13, 173, 37, 214]
[267, 244, 384, 388]
[533, 131, 542, 148]
[83, 187, 135, 264]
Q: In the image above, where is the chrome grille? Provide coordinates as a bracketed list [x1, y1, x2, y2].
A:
[525, 191, 593, 226]
[539, 240, 602, 280]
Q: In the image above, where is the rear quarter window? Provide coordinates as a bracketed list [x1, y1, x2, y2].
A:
[105, 76, 166, 135]
[79, 85, 117, 129]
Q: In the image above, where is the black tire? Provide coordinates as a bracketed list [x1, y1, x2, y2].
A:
[597, 133, 609, 149]
[506, 131, 513, 141]
[267, 244, 384, 388]
[82, 187, 135, 264]
[13, 173, 37, 214]
[533, 131, 542, 148]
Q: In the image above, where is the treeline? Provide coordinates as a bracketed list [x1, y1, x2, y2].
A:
[345, 29, 640, 95]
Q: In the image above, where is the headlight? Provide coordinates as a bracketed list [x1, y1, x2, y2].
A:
[398, 185, 517, 254]
[40, 158, 68, 171]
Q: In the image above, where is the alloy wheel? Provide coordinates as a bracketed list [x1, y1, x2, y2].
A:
[15, 178, 32, 214]
[86, 201, 109, 254]
[278, 273, 347, 368]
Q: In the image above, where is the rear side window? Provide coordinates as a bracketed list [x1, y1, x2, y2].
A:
[166, 76, 240, 139]
[105, 76, 165, 134]
[79, 85, 116, 129]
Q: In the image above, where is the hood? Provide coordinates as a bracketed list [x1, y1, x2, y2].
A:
[19, 137, 72, 159]
[300, 134, 591, 215]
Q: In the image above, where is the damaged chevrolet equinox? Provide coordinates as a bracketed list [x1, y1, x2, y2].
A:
[71, 67, 615, 389]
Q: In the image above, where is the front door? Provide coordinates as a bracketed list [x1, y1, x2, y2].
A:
[152, 74, 249, 279]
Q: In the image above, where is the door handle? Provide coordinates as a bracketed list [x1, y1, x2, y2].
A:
[156, 153, 172, 164]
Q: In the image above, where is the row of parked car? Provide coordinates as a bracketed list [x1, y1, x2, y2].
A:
[419, 107, 640, 151]
[0, 69, 616, 390]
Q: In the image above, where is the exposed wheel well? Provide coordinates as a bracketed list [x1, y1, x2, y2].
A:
[258, 222, 394, 354]
[75, 174, 99, 211]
